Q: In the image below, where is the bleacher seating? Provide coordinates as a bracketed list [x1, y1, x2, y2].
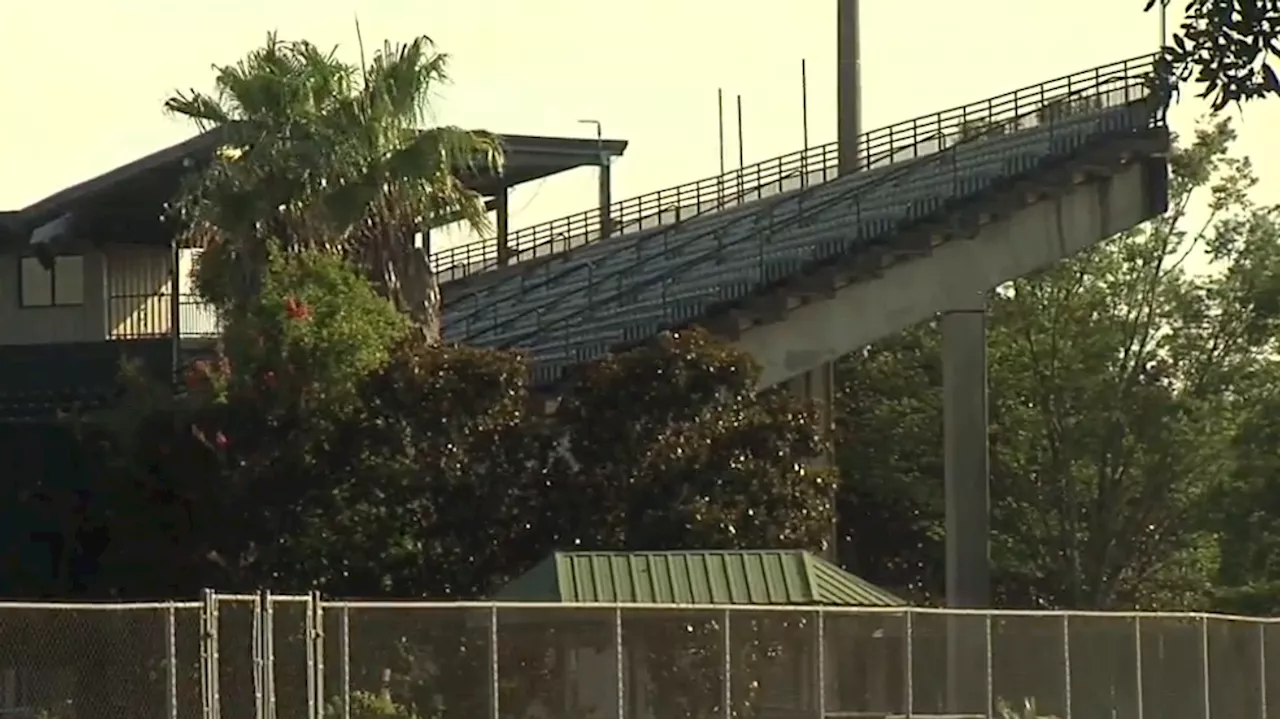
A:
[443, 74, 1163, 386]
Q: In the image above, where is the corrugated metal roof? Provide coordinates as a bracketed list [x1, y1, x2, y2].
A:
[495, 550, 904, 607]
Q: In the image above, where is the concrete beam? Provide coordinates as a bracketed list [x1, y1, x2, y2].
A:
[734, 159, 1164, 389]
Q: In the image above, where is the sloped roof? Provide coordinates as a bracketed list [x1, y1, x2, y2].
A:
[495, 550, 905, 607]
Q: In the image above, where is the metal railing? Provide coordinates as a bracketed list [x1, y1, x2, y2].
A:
[0, 593, 1273, 719]
[431, 144, 841, 281]
[108, 293, 221, 340]
[431, 54, 1167, 286]
[448, 54, 1167, 352]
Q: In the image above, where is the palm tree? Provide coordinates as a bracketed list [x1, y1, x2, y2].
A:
[165, 33, 503, 343]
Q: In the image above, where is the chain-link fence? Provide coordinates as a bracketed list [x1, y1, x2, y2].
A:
[2, 593, 1279, 719]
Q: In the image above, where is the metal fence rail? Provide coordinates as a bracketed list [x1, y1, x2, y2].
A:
[0, 594, 1276, 719]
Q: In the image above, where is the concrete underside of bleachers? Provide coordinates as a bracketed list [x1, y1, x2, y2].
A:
[714, 131, 1170, 389]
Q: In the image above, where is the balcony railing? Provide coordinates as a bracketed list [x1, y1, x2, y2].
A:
[0, 594, 1269, 719]
[108, 293, 220, 340]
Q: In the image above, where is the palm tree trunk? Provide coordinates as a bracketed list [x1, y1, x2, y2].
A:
[398, 247, 443, 345]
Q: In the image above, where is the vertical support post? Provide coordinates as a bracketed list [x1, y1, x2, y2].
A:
[598, 159, 613, 239]
[305, 595, 316, 719]
[815, 610, 826, 719]
[904, 611, 914, 718]
[1062, 614, 1072, 719]
[722, 609, 732, 719]
[614, 606, 625, 719]
[263, 591, 277, 719]
[1201, 616, 1211, 719]
[489, 605, 500, 719]
[169, 233, 181, 382]
[166, 602, 179, 719]
[942, 301, 991, 608]
[984, 613, 993, 719]
[307, 591, 324, 719]
[253, 593, 264, 719]
[207, 588, 222, 716]
[1259, 622, 1267, 719]
[494, 187, 511, 266]
[340, 605, 351, 719]
[837, 0, 862, 175]
[1135, 616, 1145, 719]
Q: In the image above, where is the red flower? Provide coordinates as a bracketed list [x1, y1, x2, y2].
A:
[185, 360, 210, 389]
[284, 296, 311, 320]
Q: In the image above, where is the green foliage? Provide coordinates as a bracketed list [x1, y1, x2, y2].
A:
[1147, 0, 1280, 110]
[325, 691, 415, 719]
[75, 242, 833, 600]
[836, 117, 1280, 610]
[218, 246, 409, 413]
[167, 32, 502, 340]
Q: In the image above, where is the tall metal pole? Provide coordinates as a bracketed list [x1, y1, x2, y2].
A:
[801, 59, 810, 188]
[736, 94, 745, 169]
[837, 0, 861, 175]
[736, 94, 745, 198]
[717, 88, 726, 175]
[801, 59, 810, 153]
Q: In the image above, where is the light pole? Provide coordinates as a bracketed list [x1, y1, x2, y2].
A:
[578, 119, 613, 238]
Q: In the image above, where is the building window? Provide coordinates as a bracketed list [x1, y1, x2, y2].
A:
[19, 255, 85, 308]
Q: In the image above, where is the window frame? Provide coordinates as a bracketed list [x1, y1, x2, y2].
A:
[17, 254, 86, 309]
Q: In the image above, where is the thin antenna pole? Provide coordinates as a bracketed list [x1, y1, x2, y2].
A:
[736, 94, 745, 198]
[801, 58, 810, 187]
[717, 88, 726, 175]
[802, 59, 810, 151]
[736, 94, 745, 168]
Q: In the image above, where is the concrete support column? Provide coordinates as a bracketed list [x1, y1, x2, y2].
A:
[942, 298, 991, 607]
[941, 292, 991, 716]
[786, 361, 838, 561]
[495, 186, 511, 266]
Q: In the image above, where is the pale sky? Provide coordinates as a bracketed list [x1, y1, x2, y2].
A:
[3, 0, 1276, 252]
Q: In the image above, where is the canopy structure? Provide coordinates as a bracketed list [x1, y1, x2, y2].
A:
[1, 127, 628, 250]
[495, 549, 906, 606]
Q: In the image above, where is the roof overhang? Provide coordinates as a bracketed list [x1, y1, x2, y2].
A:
[3, 127, 629, 248]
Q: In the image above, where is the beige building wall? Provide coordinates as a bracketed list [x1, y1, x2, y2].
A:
[0, 243, 190, 345]
[0, 251, 107, 345]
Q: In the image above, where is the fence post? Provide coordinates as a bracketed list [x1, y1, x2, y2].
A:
[1260, 622, 1268, 719]
[305, 591, 324, 719]
[984, 612, 993, 719]
[615, 606, 625, 719]
[253, 593, 264, 719]
[722, 609, 732, 719]
[1201, 615, 1211, 719]
[200, 589, 221, 719]
[166, 601, 179, 719]
[815, 609, 826, 719]
[339, 604, 351, 719]
[305, 594, 315, 719]
[489, 604, 500, 719]
[1134, 616, 1144, 719]
[261, 590, 277, 719]
[903, 610, 913, 719]
[1062, 614, 1072, 719]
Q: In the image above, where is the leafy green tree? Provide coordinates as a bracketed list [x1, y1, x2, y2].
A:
[166, 33, 501, 342]
[1148, 0, 1280, 109]
[836, 118, 1280, 609]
